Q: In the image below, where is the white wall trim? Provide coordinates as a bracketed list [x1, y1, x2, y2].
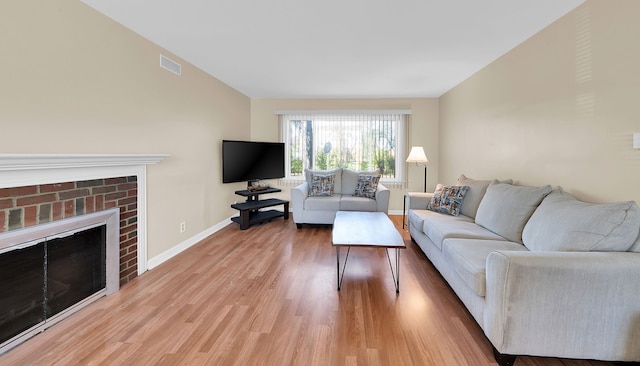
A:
[0, 154, 168, 275]
[147, 217, 234, 270]
[0, 154, 168, 171]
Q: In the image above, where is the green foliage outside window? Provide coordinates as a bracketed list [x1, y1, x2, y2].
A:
[315, 151, 340, 170]
[290, 158, 303, 175]
[374, 150, 395, 176]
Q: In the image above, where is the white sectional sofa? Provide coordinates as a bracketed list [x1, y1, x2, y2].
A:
[407, 175, 640, 365]
[291, 168, 390, 228]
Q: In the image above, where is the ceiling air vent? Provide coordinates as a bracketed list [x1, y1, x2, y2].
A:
[160, 54, 182, 75]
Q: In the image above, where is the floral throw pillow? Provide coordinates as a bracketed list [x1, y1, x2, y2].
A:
[354, 174, 380, 199]
[427, 185, 470, 216]
[310, 174, 335, 197]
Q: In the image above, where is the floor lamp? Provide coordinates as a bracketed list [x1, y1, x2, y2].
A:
[406, 146, 429, 192]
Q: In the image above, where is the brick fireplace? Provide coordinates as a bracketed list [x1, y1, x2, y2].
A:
[0, 177, 139, 285]
[0, 154, 168, 283]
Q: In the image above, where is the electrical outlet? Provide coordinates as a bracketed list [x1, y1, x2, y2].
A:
[179, 221, 186, 233]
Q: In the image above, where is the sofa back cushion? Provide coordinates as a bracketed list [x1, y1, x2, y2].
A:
[522, 188, 640, 252]
[305, 168, 342, 194]
[456, 175, 514, 218]
[629, 231, 640, 253]
[475, 183, 552, 243]
[341, 169, 379, 195]
[456, 175, 491, 218]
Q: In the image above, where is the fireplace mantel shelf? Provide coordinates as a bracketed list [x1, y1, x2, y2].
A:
[0, 154, 169, 171]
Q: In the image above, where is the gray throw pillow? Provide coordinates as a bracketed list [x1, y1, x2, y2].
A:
[475, 183, 552, 243]
[522, 188, 640, 252]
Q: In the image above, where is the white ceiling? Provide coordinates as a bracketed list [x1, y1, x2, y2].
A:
[81, 0, 584, 98]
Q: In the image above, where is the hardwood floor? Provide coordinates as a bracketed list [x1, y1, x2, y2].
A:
[1, 216, 621, 365]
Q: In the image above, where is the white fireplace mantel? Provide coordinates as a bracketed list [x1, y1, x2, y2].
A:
[0, 153, 169, 274]
[0, 153, 168, 171]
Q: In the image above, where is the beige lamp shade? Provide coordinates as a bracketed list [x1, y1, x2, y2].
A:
[406, 146, 428, 164]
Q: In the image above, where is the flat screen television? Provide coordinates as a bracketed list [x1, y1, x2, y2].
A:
[222, 140, 285, 185]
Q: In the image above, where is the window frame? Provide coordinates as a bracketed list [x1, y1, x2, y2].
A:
[278, 110, 410, 187]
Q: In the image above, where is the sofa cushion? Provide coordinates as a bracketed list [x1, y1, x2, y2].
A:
[475, 183, 552, 243]
[455, 175, 514, 218]
[341, 169, 379, 195]
[340, 195, 378, 211]
[305, 168, 342, 194]
[408, 207, 468, 235]
[309, 173, 335, 197]
[303, 195, 341, 211]
[420, 211, 507, 250]
[354, 174, 380, 199]
[522, 188, 640, 252]
[407, 208, 440, 233]
[443, 239, 527, 297]
[427, 185, 470, 216]
[456, 175, 491, 218]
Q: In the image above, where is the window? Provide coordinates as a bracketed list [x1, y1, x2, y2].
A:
[279, 111, 409, 185]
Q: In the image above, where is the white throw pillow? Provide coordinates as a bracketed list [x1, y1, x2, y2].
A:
[475, 183, 552, 243]
[522, 188, 640, 252]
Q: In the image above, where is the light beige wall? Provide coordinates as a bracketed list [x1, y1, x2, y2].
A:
[250, 98, 439, 211]
[0, 1, 250, 258]
[440, 0, 640, 204]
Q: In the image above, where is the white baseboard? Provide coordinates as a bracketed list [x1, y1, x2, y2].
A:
[148, 211, 403, 271]
[147, 217, 234, 270]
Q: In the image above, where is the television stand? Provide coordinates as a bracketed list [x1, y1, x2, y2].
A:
[231, 188, 289, 230]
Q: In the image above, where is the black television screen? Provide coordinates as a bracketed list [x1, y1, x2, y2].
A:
[222, 140, 285, 184]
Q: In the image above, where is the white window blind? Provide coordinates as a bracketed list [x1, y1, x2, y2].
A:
[278, 111, 409, 187]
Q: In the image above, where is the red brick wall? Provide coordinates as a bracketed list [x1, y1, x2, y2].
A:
[0, 176, 138, 285]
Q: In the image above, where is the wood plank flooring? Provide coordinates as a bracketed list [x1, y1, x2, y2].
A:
[1, 216, 622, 365]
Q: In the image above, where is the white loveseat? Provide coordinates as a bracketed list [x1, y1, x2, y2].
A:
[291, 168, 390, 228]
[407, 175, 640, 365]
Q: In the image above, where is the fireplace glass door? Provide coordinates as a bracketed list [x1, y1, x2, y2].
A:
[46, 225, 106, 318]
[0, 242, 46, 345]
[0, 225, 106, 346]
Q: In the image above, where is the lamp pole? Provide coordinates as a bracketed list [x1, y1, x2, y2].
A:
[423, 165, 427, 193]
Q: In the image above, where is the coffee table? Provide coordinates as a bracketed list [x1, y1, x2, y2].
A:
[332, 211, 405, 293]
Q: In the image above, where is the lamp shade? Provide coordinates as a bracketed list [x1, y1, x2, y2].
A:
[406, 146, 428, 163]
[634, 133, 640, 149]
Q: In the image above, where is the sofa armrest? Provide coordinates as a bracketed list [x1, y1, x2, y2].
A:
[375, 183, 390, 214]
[291, 182, 309, 223]
[484, 251, 640, 360]
[406, 192, 433, 209]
